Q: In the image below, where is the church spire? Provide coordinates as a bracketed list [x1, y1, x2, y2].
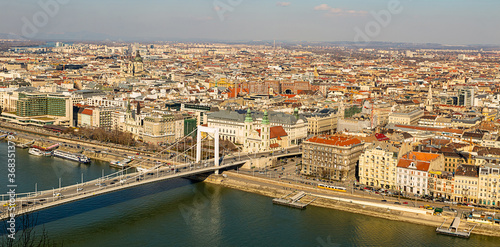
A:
[262, 110, 270, 125]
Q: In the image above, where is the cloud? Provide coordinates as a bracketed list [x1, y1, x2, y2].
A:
[314, 4, 331, 11]
[276, 2, 291, 7]
[314, 4, 367, 16]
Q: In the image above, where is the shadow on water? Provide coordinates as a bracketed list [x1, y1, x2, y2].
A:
[0, 177, 199, 235]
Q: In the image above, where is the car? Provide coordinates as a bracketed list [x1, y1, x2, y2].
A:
[381, 200, 387, 202]
[394, 202, 401, 205]
[77, 188, 83, 192]
[403, 202, 408, 204]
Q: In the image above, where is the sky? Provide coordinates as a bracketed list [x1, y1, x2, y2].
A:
[0, 0, 499, 45]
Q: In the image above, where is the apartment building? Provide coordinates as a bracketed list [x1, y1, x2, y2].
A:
[453, 165, 479, 204]
[428, 171, 455, 200]
[301, 135, 363, 182]
[478, 164, 500, 207]
[388, 108, 424, 125]
[359, 142, 411, 189]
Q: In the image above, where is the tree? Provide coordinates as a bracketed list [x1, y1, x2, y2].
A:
[0, 213, 62, 247]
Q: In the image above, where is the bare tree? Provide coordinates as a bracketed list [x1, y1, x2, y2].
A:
[1, 213, 62, 247]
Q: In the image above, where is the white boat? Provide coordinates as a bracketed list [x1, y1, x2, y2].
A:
[53, 150, 91, 164]
[28, 148, 44, 156]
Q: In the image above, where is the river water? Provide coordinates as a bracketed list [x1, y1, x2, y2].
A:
[1, 142, 499, 246]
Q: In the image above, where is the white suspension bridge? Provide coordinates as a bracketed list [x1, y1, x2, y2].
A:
[0, 126, 301, 221]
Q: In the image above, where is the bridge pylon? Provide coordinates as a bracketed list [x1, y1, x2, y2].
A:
[196, 126, 220, 174]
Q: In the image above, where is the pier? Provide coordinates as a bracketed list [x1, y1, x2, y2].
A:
[436, 217, 476, 238]
[273, 191, 316, 209]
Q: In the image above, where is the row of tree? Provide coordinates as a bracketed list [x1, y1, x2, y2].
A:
[63, 127, 137, 146]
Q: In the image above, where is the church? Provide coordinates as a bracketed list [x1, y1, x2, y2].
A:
[243, 109, 289, 153]
[122, 51, 145, 76]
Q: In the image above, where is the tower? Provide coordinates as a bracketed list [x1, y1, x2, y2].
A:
[244, 109, 253, 151]
[426, 84, 433, 112]
[261, 110, 270, 151]
[338, 101, 345, 119]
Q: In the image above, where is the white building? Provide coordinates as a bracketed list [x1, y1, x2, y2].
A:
[396, 152, 443, 196]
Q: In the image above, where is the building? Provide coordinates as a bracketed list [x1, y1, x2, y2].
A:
[396, 152, 444, 196]
[303, 108, 338, 135]
[243, 110, 289, 153]
[1, 92, 73, 126]
[207, 109, 307, 145]
[458, 87, 475, 107]
[428, 171, 455, 200]
[76, 107, 113, 130]
[443, 152, 474, 173]
[388, 108, 424, 125]
[478, 164, 500, 207]
[301, 135, 363, 181]
[358, 142, 411, 189]
[453, 164, 479, 204]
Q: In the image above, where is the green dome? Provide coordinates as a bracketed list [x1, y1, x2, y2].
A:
[245, 109, 253, 122]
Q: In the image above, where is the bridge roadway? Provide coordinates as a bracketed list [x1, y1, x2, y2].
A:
[0, 150, 302, 222]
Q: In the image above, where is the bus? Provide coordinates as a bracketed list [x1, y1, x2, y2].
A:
[318, 184, 347, 192]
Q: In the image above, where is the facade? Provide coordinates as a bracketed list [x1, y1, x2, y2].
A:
[458, 87, 475, 107]
[453, 164, 479, 204]
[207, 109, 307, 145]
[301, 135, 363, 181]
[388, 108, 424, 125]
[303, 108, 338, 135]
[428, 171, 455, 200]
[396, 152, 444, 196]
[0, 92, 73, 126]
[243, 110, 289, 153]
[358, 142, 411, 189]
[478, 164, 500, 206]
[443, 152, 474, 173]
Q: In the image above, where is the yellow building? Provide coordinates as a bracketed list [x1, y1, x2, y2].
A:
[358, 142, 411, 189]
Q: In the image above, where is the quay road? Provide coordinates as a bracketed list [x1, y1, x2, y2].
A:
[0, 122, 192, 166]
[0, 147, 302, 221]
[235, 164, 491, 215]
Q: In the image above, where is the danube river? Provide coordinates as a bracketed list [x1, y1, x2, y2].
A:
[1, 142, 500, 246]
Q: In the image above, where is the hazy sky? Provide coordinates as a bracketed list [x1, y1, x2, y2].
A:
[1, 0, 499, 44]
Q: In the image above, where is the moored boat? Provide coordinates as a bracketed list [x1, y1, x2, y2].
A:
[53, 150, 91, 164]
[28, 148, 44, 156]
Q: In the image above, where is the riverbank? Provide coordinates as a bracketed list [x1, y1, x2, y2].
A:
[205, 171, 500, 238]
